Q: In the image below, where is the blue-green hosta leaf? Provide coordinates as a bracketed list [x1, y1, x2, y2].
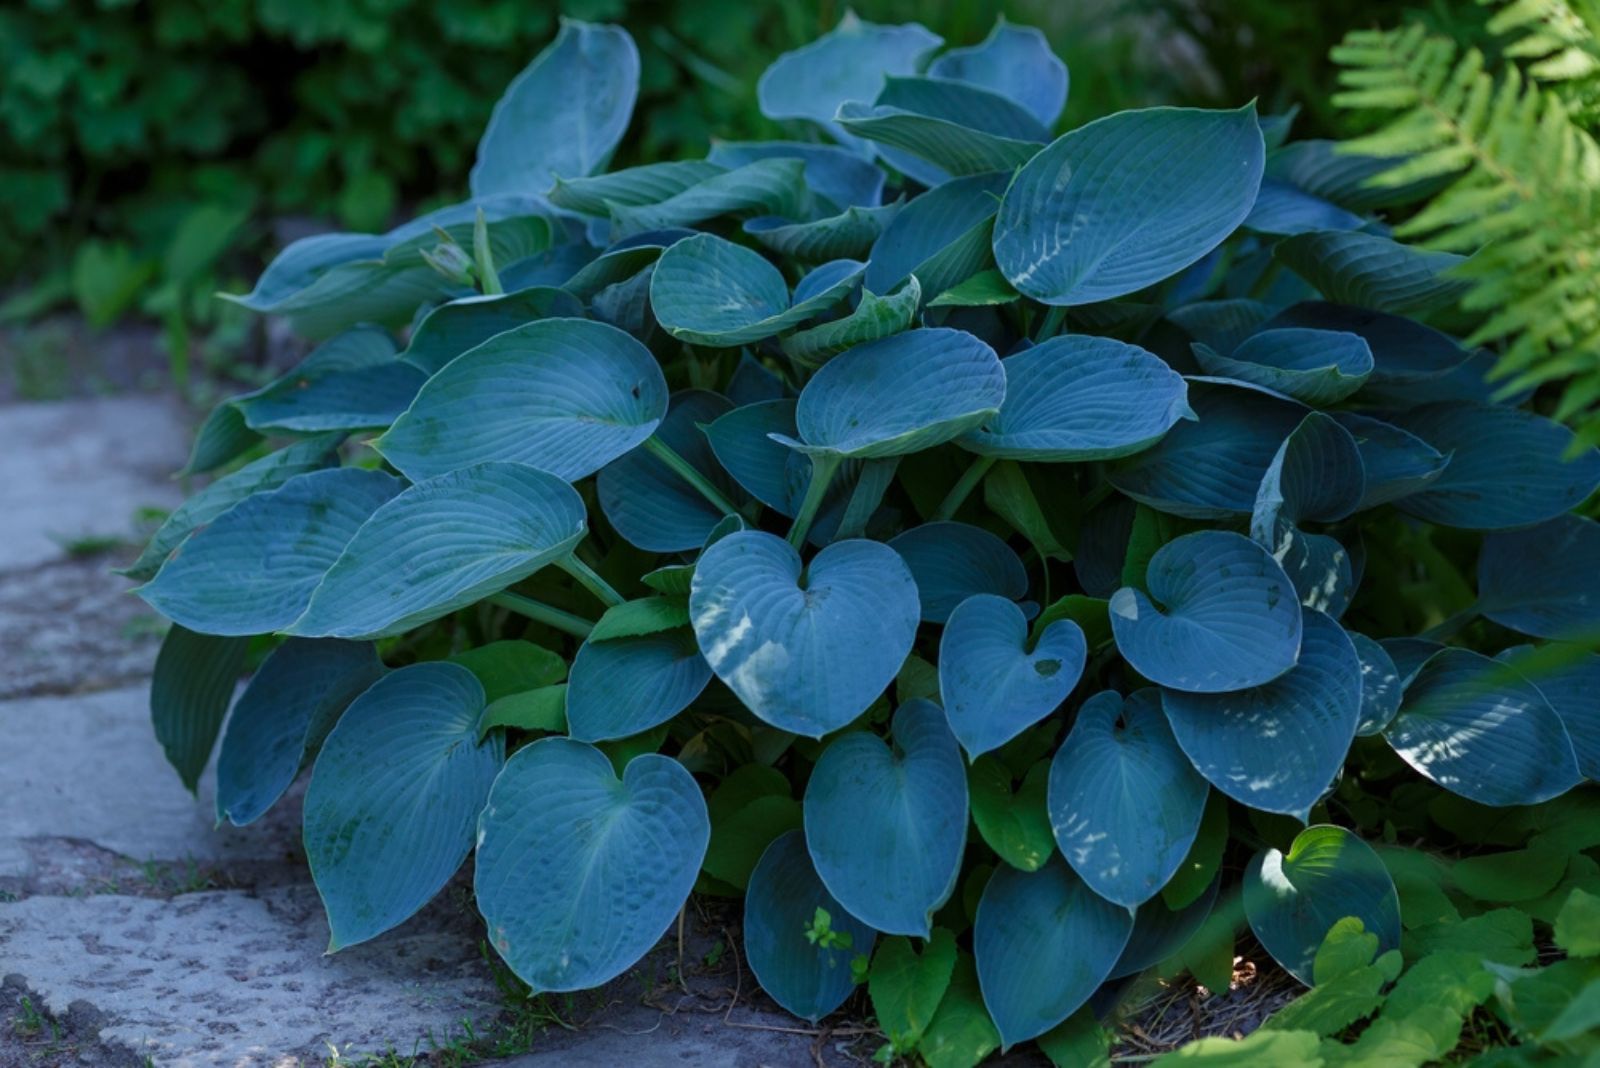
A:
[756, 12, 943, 150]
[866, 172, 1008, 296]
[927, 19, 1068, 128]
[1259, 521, 1357, 620]
[803, 700, 968, 936]
[216, 639, 383, 826]
[565, 630, 712, 743]
[1263, 301, 1473, 393]
[939, 594, 1087, 757]
[1244, 179, 1368, 236]
[1479, 515, 1600, 641]
[959, 335, 1191, 461]
[781, 278, 922, 367]
[1273, 231, 1469, 317]
[745, 201, 903, 262]
[649, 233, 857, 346]
[609, 159, 812, 238]
[1388, 403, 1600, 530]
[1383, 649, 1582, 806]
[1108, 380, 1307, 520]
[1380, 638, 1445, 688]
[1047, 689, 1209, 908]
[376, 318, 668, 482]
[993, 106, 1265, 306]
[704, 400, 807, 515]
[707, 140, 887, 211]
[1501, 649, 1600, 780]
[597, 390, 738, 553]
[548, 160, 725, 216]
[120, 433, 342, 581]
[974, 857, 1135, 1047]
[888, 521, 1028, 623]
[727, 353, 788, 405]
[788, 327, 1005, 458]
[1330, 412, 1450, 510]
[588, 264, 655, 337]
[1266, 140, 1410, 213]
[559, 233, 685, 300]
[233, 328, 424, 433]
[1110, 531, 1302, 693]
[1167, 299, 1276, 353]
[1162, 609, 1361, 819]
[382, 214, 551, 270]
[690, 531, 919, 736]
[1251, 412, 1366, 544]
[1074, 497, 1138, 599]
[836, 76, 1049, 178]
[290, 463, 586, 640]
[182, 400, 262, 476]
[305, 662, 504, 949]
[138, 468, 403, 636]
[223, 231, 388, 314]
[795, 258, 866, 303]
[744, 831, 878, 1022]
[470, 19, 639, 198]
[399, 286, 585, 375]
[1191, 328, 1373, 407]
[474, 737, 708, 991]
[1243, 825, 1400, 985]
[150, 625, 249, 793]
[1110, 874, 1222, 979]
[1351, 631, 1403, 737]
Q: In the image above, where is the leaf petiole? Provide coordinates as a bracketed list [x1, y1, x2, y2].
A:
[487, 591, 594, 639]
[557, 555, 626, 608]
[643, 436, 743, 519]
[935, 454, 997, 521]
[787, 451, 843, 548]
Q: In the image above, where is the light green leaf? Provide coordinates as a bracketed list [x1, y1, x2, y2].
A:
[781, 278, 921, 367]
[869, 930, 958, 1051]
[589, 598, 692, 643]
[478, 684, 568, 737]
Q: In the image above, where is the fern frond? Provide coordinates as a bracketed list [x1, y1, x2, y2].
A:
[1487, 0, 1600, 111]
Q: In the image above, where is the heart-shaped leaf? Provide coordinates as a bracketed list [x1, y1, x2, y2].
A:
[702, 766, 801, 891]
[888, 521, 1029, 623]
[869, 930, 959, 1052]
[376, 318, 669, 483]
[1478, 515, 1600, 641]
[928, 20, 1068, 127]
[803, 700, 968, 936]
[138, 467, 403, 636]
[216, 639, 383, 826]
[1349, 631, 1403, 737]
[400, 286, 586, 375]
[959, 335, 1192, 462]
[1191, 328, 1373, 406]
[689, 531, 920, 737]
[290, 462, 587, 640]
[974, 856, 1135, 1047]
[1162, 608, 1361, 819]
[789, 328, 1006, 458]
[1243, 825, 1401, 985]
[474, 737, 709, 991]
[1389, 402, 1600, 531]
[744, 830, 879, 1022]
[305, 662, 505, 949]
[1047, 689, 1209, 908]
[992, 105, 1265, 306]
[940, 594, 1087, 758]
[565, 629, 712, 743]
[1330, 411, 1450, 510]
[969, 757, 1055, 872]
[1110, 530, 1302, 693]
[470, 19, 640, 198]
[598, 390, 739, 552]
[1383, 649, 1582, 807]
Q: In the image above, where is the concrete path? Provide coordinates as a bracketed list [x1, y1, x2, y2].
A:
[0, 395, 825, 1067]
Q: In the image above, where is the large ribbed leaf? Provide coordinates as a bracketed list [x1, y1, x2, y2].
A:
[1389, 403, 1600, 530]
[1262, 301, 1475, 405]
[305, 662, 504, 950]
[137, 468, 403, 636]
[1191, 328, 1373, 407]
[1330, 412, 1450, 510]
[649, 233, 857, 346]
[787, 328, 1005, 458]
[1478, 515, 1600, 641]
[399, 287, 585, 375]
[704, 400, 808, 515]
[1110, 874, 1222, 979]
[1500, 648, 1600, 780]
[745, 201, 903, 262]
[803, 701, 968, 936]
[940, 594, 1087, 758]
[1110, 531, 1302, 693]
[1243, 825, 1400, 985]
[1108, 380, 1307, 519]
[1167, 298, 1276, 353]
[836, 76, 1048, 178]
[290, 463, 586, 639]
[707, 141, 886, 211]
[215, 639, 383, 826]
[474, 737, 708, 992]
[927, 20, 1068, 127]
[233, 326, 424, 433]
[781, 278, 921, 367]
[376, 318, 668, 482]
[470, 19, 640, 198]
[1250, 412, 1366, 543]
[565, 630, 712, 743]
[974, 857, 1134, 1047]
[992, 106, 1264, 306]
[1383, 649, 1582, 806]
[745, 831, 878, 1022]
[887, 521, 1028, 623]
[609, 159, 812, 237]
[149, 625, 249, 793]
[1162, 609, 1361, 819]
[960, 335, 1191, 461]
[1350, 631, 1403, 737]
[548, 160, 725, 216]
[1273, 231, 1468, 317]
[1047, 689, 1209, 908]
[866, 172, 1009, 295]
[689, 531, 919, 736]
[597, 390, 738, 553]
[1243, 179, 1367, 235]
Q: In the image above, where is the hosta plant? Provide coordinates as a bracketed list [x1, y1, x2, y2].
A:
[133, 14, 1600, 1065]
